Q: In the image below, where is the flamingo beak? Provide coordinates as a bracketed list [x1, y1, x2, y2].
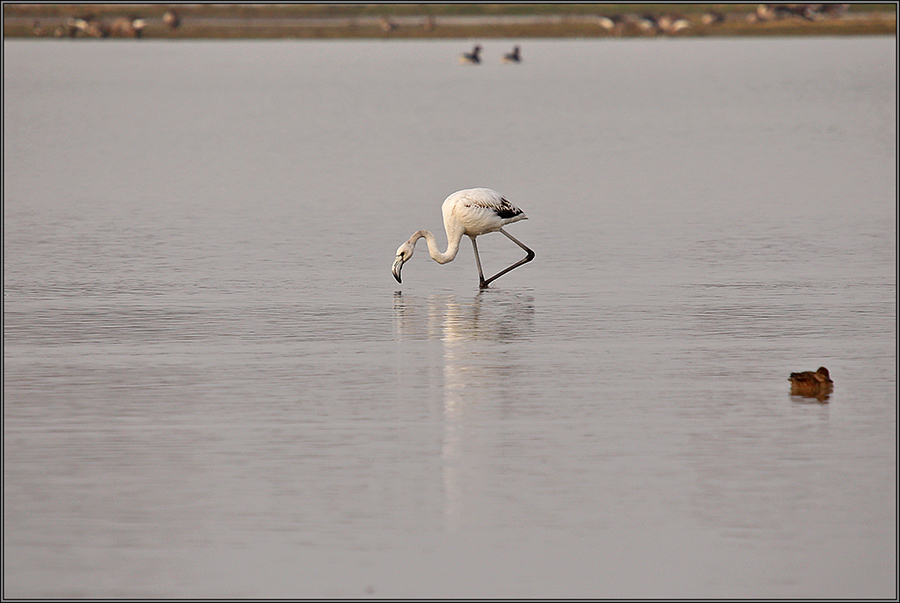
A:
[391, 256, 404, 283]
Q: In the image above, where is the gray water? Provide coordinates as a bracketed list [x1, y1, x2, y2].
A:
[3, 37, 896, 598]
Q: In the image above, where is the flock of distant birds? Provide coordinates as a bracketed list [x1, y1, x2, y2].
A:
[30, 4, 854, 39]
[390, 3, 853, 39]
[459, 45, 520, 65]
[30, 9, 180, 38]
[592, 3, 851, 36]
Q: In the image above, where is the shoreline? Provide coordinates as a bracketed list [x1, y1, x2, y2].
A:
[4, 4, 896, 40]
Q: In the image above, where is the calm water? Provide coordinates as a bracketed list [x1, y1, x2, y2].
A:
[3, 37, 896, 598]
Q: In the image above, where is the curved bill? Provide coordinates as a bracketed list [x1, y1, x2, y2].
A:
[391, 256, 403, 283]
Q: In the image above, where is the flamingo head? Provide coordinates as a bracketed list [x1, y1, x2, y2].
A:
[392, 241, 415, 283]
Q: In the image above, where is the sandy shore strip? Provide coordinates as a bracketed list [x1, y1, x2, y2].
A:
[5, 4, 896, 39]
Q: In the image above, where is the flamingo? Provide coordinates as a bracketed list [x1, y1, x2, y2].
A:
[459, 45, 481, 64]
[392, 188, 535, 289]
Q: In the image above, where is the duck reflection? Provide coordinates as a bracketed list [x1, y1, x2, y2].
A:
[392, 290, 534, 531]
[790, 382, 833, 403]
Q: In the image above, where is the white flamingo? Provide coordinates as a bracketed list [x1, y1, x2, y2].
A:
[392, 188, 535, 289]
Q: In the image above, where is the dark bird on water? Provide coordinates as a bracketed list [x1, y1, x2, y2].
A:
[460, 45, 481, 65]
[502, 46, 521, 63]
[789, 366, 833, 386]
[788, 367, 834, 399]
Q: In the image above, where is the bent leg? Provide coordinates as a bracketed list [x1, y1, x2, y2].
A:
[480, 228, 535, 288]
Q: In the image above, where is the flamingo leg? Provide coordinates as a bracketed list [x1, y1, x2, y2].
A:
[470, 236, 488, 288]
[478, 228, 536, 289]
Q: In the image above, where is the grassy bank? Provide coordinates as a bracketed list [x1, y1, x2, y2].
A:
[4, 3, 896, 39]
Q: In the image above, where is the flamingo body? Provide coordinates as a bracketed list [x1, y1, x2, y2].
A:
[392, 188, 534, 289]
[444, 188, 526, 238]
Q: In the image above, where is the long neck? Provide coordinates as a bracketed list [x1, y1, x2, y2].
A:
[410, 229, 462, 264]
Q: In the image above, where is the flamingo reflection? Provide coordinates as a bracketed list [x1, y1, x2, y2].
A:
[392, 291, 534, 530]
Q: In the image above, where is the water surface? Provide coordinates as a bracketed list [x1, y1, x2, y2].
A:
[3, 37, 896, 598]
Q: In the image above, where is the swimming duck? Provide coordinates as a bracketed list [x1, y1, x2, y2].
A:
[459, 45, 481, 65]
[502, 46, 521, 64]
[788, 367, 833, 398]
[789, 367, 833, 386]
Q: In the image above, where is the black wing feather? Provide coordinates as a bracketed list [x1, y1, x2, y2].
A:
[494, 197, 524, 220]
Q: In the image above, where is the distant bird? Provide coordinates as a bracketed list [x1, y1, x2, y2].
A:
[71, 15, 109, 38]
[755, 4, 777, 21]
[502, 45, 521, 63]
[459, 45, 481, 65]
[789, 367, 834, 397]
[636, 14, 659, 34]
[596, 14, 626, 34]
[701, 11, 726, 25]
[378, 16, 396, 32]
[162, 10, 181, 29]
[392, 188, 535, 289]
[131, 17, 146, 37]
[657, 14, 690, 34]
[110, 15, 145, 38]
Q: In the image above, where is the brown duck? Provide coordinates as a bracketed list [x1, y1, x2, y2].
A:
[788, 367, 833, 398]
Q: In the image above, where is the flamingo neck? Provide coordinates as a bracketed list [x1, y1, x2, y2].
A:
[411, 229, 461, 264]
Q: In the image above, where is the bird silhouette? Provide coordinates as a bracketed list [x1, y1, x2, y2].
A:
[502, 46, 521, 63]
[459, 45, 481, 64]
